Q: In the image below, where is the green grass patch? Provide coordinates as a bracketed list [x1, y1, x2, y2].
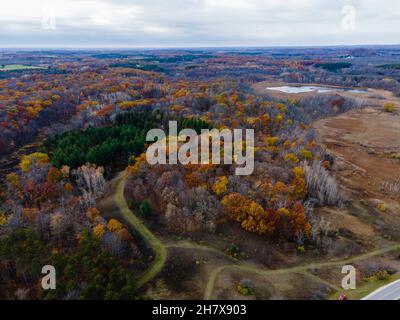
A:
[329, 274, 400, 300]
[0, 64, 46, 71]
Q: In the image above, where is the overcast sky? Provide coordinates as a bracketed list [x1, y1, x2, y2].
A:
[1, 0, 400, 48]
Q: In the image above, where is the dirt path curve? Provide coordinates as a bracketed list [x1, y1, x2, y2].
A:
[203, 243, 400, 299]
[165, 241, 238, 262]
[113, 171, 400, 299]
[114, 172, 167, 290]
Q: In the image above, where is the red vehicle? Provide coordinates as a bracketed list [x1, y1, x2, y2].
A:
[338, 294, 348, 301]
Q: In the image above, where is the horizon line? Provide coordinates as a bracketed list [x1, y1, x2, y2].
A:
[1, 43, 400, 51]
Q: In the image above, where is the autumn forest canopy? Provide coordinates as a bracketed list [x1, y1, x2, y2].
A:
[1, 47, 400, 301]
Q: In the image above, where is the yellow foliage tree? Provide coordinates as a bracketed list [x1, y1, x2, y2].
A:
[266, 136, 279, 147]
[284, 153, 299, 165]
[241, 201, 268, 235]
[299, 148, 312, 160]
[108, 218, 123, 232]
[275, 113, 284, 124]
[222, 193, 269, 235]
[212, 176, 229, 196]
[221, 193, 249, 223]
[271, 181, 289, 199]
[283, 140, 291, 149]
[6, 172, 20, 189]
[291, 167, 308, 200]
[93, 224, 106, 239]
[276, 103, 287, 112]
[0, 213, 7, 226]
[126, 153, 147, 175]
[20, 152, 49, 172]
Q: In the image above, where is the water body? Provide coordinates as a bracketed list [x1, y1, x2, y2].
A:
[266, 85, 368, 94]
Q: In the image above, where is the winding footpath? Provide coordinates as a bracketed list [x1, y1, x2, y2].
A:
[114, 173, 167, 290]
[112, 171, 400, 299]
[203, 244, 400, 299]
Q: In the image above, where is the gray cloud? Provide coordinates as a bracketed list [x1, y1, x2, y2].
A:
[0, 0, 399, 47]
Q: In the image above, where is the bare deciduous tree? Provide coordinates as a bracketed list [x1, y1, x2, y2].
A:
[73, 164, 106, 208]
[302, 161, 344, 206]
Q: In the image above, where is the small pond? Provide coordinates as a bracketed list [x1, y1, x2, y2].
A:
[266, 86, 368, 94]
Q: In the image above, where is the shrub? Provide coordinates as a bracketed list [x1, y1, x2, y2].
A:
[377, 203, 386, 212]
[237, 278, 253, 296]
[227, 243, 240, 257]
[128, 199, 137, 209]
[297, 245, 305, 252]
[365, 270, 390, 281]
[237, 285, 251, 296]
[375, 270, 390, 280]
[139, 200, 151, 217]
[384, 103, 396, 113]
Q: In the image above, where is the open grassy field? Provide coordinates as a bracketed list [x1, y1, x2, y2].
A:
[0, 64, 46, 71]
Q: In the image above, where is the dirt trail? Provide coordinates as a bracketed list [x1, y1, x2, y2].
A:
[114, 174, 236, 290]
[203, 84, 400, 299]
[203, 243, 400, 299]
[114, 173, 167, 290]
[112, 103, 400, 299]
[112, 86, 400, 297]
[113, 172, 400, 300]
[165, 241, 238, 262]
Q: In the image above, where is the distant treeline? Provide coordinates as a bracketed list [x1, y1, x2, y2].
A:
[138, 54, 215, 63]
[314, 62, 352, 72]
[109, 62, 166, 73]
[92, 53, 130, 59]
[378, 64, 400, 70]
[0, 67, 67, 79]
